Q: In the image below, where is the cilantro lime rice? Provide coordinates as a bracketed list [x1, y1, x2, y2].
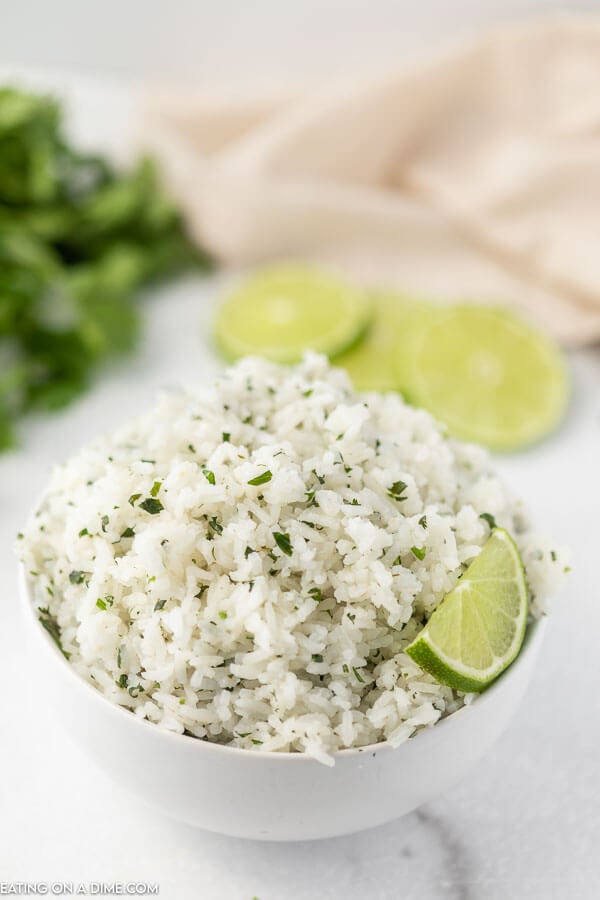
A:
[18, 355, 563, 764]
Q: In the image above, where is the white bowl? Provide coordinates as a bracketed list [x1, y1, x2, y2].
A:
[19, 565, 544, 841]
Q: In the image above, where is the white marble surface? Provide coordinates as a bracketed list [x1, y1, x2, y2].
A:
[0, 70, 599, 900]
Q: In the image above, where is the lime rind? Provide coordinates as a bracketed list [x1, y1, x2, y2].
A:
[406, 529, 529, 692]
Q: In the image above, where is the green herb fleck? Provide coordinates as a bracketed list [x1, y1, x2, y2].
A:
[202, 468, 216, 485]
[244, 546, 255, 558]
[411, 546, 426, 561]
[78, 528, 89, 537]
[150, 480, 162, 497]
[248, 470, 272, 486]
[222, 431, 231, 443]
[208, 516, 223, 536]
[479, 512, 497, 529]
[38, 607, 70, 659]
[273, 531, 293, 557]
[139, 497, 164, 515]
[352, 666, 365, 683]
[101, 514, 109, 532]
[311, 653, 324, 663]
[308, 587, 322, 602]
[418, 515, 427, 529]
[154, 598, 167, 611]
[218, 611, 228, 620]
[388, 481, 408, 502]
[128, 493, 141, 506]
[116, 673, 128, 689]
[551, 550, 557, 561]
[128, 684, 144, 698]
[96, 598, 107, 610]
[68, 570, 87, 585]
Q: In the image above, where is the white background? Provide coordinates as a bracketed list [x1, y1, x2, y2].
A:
[0, 0, 598, 83]
[1, 3, 599, 898]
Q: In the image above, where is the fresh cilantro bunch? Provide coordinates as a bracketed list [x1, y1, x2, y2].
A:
[0, 86, 209, 449]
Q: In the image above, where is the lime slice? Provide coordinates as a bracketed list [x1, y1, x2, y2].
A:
[406, 528, 529, 692]
[214, 266, 372, 363]
[405, 305, 569, 451]
[336, 292, 436, 392]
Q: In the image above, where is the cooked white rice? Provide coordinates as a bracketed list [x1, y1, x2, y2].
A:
[18, 354, 564, 764]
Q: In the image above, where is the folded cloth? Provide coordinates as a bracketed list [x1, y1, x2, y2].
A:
[140, 16, 600, 346]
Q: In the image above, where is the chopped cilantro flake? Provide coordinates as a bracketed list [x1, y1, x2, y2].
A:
[139, 497, 164, 515]
[479, 512, 497, 529]
[248, 470, 272, 486]
[273, 531, 293, 556]
[68, 570, 87, 585]
[388, 481, 408, 501]
[38, 607, 70, 659]
[208, 516, 223, 535]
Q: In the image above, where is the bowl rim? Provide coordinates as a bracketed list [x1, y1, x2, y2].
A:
[18, 562, 546, 763]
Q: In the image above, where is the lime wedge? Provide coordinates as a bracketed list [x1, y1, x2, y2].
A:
[336, 292, 435, 392]
[405, 305, 569, 451]
[406, 529, 529, 692]
[215, 266, 372, 363]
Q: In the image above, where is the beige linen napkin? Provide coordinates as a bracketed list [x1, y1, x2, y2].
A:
[140, 16, 600, 346]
